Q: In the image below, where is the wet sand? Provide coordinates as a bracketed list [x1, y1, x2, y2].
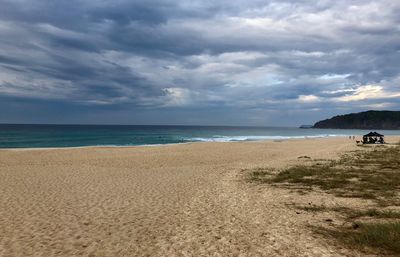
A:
[0, 137, 398, 256]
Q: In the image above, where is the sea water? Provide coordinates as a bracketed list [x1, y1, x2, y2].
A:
[0, 124, 399, 148]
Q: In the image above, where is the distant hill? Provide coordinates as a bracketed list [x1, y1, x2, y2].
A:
[313, 110, 400, 129]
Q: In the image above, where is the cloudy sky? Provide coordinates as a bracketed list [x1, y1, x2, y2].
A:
[1, 0, 400, 126]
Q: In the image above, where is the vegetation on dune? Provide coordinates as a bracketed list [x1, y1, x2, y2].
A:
[318, 222, 400, 254]
[313, 110, 400, 129]
[350, 222, 400, 253]
[248, 144, 400, 254]
[249, 145, 400, 205]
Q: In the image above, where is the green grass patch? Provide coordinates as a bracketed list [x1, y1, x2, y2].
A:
[249, 145, 400, 204]
[321, 222, 400, 254]
[297, 204, 329, 212]
[247, 167, 274, 183]
[295, 205, 400, 220]
[347, 209, 400, 219]
[356, 222, 400, 252]
[248, 144, 400, 254]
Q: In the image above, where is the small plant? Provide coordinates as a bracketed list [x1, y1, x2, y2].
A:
[297, 155, 311, 159]
[247, 167, 274, 183]
[297, 204, 328, 212]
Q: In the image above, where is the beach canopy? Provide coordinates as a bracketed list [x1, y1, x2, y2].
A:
[362, 131, 385, 144]
[363, 132, 384, 137]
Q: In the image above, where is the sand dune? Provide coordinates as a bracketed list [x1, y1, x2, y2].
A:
[0, 137, 396, 256]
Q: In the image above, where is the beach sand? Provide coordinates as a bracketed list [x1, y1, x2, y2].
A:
[0, 137, 398, 257]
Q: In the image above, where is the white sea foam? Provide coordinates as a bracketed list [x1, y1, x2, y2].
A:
[184, 134, 346, 142]
[1, 134, 350, 150]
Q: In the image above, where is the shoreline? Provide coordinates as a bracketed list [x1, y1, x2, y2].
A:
[0, 134, 377, 151]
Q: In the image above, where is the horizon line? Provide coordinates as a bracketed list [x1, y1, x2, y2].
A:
[0, 123, 304, 128]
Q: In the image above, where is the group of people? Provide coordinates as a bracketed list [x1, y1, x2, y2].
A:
[362, 136, 384, 144]
[351, 134, 385, 144]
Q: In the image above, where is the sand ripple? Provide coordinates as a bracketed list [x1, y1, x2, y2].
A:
[0, 138, 383, 256]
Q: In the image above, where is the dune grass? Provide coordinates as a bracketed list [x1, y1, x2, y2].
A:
[297, 204, 329, 212]
[319, 222, 400, 254]
[248, 144, 400, 254]
[299, 204, 400, 254]
[249, 145, 400, 205]
[347, 209, 400, 219]
[351, 222, 400, 253]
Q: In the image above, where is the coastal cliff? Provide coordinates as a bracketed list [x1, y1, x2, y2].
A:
[313, 110, 400, 129]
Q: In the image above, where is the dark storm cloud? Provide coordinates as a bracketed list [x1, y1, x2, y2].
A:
[1, 0, 400, 125]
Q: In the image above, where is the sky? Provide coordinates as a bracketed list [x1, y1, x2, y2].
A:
[0, 0, 400, 126]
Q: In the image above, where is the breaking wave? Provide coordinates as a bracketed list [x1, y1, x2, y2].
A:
[183, 134, 346, 142]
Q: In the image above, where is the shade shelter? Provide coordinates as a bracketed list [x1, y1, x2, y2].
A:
[362, 131, 384, 144]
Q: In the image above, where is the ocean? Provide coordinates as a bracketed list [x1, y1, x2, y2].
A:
[0, 124, 399, 148]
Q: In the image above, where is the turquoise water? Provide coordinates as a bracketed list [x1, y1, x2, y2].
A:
[0, 124, 399, 148]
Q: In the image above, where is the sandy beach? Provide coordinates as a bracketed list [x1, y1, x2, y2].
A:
[0, 136, 398, 257]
